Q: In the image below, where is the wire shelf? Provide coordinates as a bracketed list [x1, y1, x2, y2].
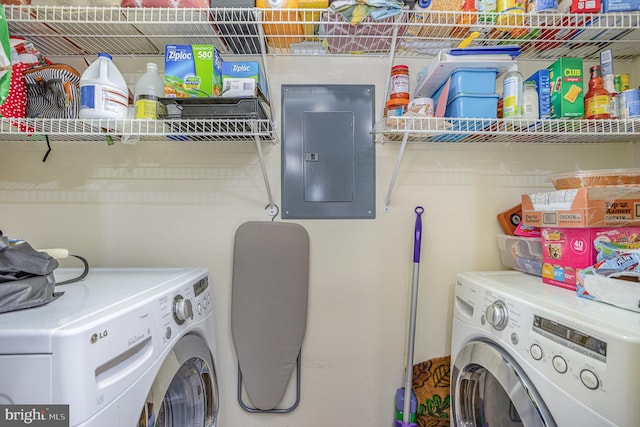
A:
[0, 118, 277, 143]
[3, 6, 640, 59]
[374, 117, 640, 143]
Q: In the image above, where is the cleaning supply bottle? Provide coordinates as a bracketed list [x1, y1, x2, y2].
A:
[503, 68, 523, 118]
[134, 63, 164, 119]
[79, 52, 128, 120]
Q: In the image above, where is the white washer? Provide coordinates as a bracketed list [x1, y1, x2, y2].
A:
[0, 267, 219, 427]
[451, 271, 640, 427]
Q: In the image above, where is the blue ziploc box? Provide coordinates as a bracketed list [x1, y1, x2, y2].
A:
[526, 70, 551, 120]
[222, 61, 261, 98]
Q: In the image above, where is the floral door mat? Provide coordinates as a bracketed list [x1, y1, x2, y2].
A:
[413, 355, 451, 427]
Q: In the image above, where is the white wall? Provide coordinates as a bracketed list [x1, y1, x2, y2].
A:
[0, 55, 636, 426]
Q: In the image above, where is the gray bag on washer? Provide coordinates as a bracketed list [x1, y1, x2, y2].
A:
[0, 233, 60, 314]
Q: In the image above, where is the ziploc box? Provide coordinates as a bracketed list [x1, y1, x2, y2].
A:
[164, 44, 223, 98]
[222, 61, 260, 98]
[541, 227, 640, 291]
[526, 69, 551, 120]
[548, 57, 584, 119]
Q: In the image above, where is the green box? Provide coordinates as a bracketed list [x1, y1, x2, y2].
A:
[164, 44, 223, 98]
[548, 57, 584, 119]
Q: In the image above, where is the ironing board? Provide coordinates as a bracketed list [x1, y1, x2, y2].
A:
[231, 221, 310, 412]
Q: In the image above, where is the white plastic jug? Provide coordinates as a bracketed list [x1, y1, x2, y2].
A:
[134, 62, 164, 119]
[79, 52, 129, 120]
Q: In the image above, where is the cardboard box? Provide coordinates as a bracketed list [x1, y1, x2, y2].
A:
[541, 227, 640, 290]
[548, 57, 584, 119]
[526, 69, 551, 120]
[602, 0, 639, 11]
[164, 44, 223, 98]
[522, 185, 640, 228]
[222, 61, 260, 97]
[571, 0, 601, 12]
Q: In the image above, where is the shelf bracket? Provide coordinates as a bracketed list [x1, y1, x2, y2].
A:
[253, 131, 277, 217]
[383, 132, 409, 213]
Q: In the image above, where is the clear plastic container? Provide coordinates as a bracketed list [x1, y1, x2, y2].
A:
[79, 52, 129, 120]
[497, 234, 543, 276]
[134, 62, 164, 119]
[549, 168, 640, 190]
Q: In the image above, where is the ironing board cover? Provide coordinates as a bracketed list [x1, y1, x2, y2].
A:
[231, 221, 309, 411]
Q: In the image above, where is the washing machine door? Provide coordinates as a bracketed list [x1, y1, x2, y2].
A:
[139, 334, 219, 427]
[451, 340, 555, 427]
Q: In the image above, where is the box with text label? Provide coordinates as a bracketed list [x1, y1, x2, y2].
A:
[522, 185, 640, 228]
[164, 44, 223, 98]
[221, 61, 261, 97]
[548, 57, 584, 118]
[541, 227, 640, 290]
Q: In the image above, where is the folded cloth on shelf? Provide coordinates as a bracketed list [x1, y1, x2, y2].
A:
[329, 0, 404, 25]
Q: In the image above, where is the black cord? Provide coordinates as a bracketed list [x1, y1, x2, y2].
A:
[42, 135, 52, 162]
[56, 254, 90, 285]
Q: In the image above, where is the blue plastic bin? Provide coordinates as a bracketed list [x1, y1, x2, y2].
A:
[445, 93, 500, 118]
[432, 67, 499, 102]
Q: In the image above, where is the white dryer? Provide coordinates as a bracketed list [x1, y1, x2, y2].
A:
[451, 271, 640, 427]
[0, 267, 219, 427]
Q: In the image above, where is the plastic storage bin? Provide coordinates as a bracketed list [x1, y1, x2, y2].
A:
[497, 234, 543, 277]
[433, 67, 499, 102]
[445, 93, 500, 118]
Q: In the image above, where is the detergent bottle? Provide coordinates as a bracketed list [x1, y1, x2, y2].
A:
[79, 52, 129, 120]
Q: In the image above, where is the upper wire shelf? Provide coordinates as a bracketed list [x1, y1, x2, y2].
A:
[0, 118, 276, 143]
[3, 6, 640, 60]
[374, 117, 640, 143]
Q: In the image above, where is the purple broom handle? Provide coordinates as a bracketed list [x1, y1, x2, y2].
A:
[413, 206, 424, 263]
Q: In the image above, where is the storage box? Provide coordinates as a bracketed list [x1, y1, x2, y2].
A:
[164, 44, 223, 98]
[548, 57, 584, 119]
[526, 69, 551, 120]
[433, 68, 499, 102]
[522, 185, 640, 228]
[445, 93, 500, 118]
[497, 234, 543, 276]
[321, 12, 405, 54]
[541, 227, 640, 291]
[158, 97, 268, 120]
[221, 61, 261, 97]
[571, 0, 601, 12]
[602, 0, 639, 11]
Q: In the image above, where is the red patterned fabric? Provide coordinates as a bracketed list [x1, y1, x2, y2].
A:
[0, 62, 28, 119]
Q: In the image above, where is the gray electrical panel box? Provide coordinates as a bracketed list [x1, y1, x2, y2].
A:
[281, 85, 375, 219]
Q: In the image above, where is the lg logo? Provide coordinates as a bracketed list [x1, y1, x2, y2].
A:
[90, 330, 108, 344]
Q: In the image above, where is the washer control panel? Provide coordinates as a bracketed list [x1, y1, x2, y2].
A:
[159, 276, 212, 346]
[479, 290, 608, 395]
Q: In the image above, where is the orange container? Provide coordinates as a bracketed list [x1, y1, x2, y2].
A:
[257, 0, 305, 50]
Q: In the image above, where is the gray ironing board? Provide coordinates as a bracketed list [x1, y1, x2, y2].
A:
[231, 221, 309, 412]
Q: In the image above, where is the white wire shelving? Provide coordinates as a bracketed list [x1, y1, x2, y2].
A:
[3, 6, 640, 212]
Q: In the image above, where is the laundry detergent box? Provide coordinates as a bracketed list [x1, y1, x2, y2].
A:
[164, 44, 223, 98]
[548, 57, 584, 119]
[526, 69, 551, 120]
[541, 226, 640, 291]
[221, 61, 261, 98]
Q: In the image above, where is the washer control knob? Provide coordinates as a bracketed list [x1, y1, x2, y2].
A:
[173, 295, 193, 325]
[580, 369, 600, 390]
[552, 356, 568, 373]
[530, 344, 543, 360]
[485, 300, 508, 331]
